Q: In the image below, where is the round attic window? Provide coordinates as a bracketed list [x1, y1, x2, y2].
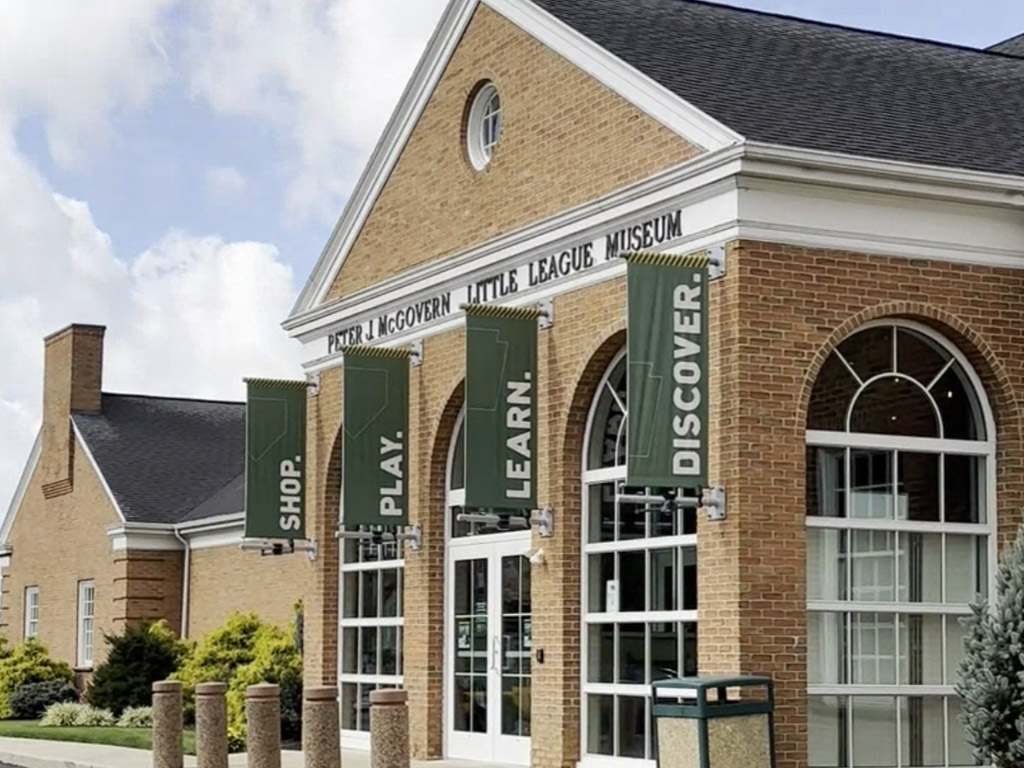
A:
[466, 82, 501, 170]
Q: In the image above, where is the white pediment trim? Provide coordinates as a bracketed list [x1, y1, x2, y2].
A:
[287, 0, 743, 319]
[0, 431, 41, 546]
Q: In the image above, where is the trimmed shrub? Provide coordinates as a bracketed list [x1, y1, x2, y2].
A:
[225, 626, 303, 746]
[9, 680, 79, 720]
[40, 702, 115, 727]
[174, 612, 302, 751]
[0, 640, 74, 719]
[86, 621, 189, 716]
[116, 705, 153, 728]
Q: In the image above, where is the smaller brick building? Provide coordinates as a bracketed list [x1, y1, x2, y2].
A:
[0, 324, 311, 680]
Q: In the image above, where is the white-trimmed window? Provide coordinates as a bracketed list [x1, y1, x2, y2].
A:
[77, 581, 95, 668]
[339, 527, 403, 735]
[806, 321, 993, 768]
[582, 352, 698, 762]
[466, 82, 501, 170]
[24, 586, 38, 640]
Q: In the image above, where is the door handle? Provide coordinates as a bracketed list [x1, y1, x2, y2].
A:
[490, 635, 500, 672]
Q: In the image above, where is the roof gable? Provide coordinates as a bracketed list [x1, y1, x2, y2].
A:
[287, 0, 739, 318]
[72, 394, 245, 525]
[534, 0, 1024, 177]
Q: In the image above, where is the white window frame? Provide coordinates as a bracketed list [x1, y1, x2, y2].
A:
[338, 474, 405, 748]
[24, 586, 38, 640]
[466, 82, 501, 170]
[580, 350, 698, 766]
[806, 319, 997, 768]
[77, 580, 95, 669]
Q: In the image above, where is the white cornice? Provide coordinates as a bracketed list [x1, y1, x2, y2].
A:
[741, 142, 1024, 207]
[105, 513, 246, 553]
[74, 421, 127, 524]
[0, 431, 40, 546]
[285, 145, 744, 338]
[106, 524, 183, 553]
[290, 0, 479, 316]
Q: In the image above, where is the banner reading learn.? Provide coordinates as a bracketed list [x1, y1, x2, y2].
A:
[342, 346, 410, 527]
[464, 304, 539, 511]
[244, 379, 309, 540]
[626, 251, 710, 491]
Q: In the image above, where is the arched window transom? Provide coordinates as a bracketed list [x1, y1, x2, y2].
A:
[805, 320, 994, 768]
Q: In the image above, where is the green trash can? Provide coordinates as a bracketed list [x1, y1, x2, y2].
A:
[651, 676, 776, 768]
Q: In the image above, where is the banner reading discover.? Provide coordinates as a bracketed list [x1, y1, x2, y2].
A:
[625, 251, 710, 491]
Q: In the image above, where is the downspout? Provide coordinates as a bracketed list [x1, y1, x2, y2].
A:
[172, 527, 190, 639]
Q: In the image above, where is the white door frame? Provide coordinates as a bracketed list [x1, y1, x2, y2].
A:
[444, 529, 532, 764]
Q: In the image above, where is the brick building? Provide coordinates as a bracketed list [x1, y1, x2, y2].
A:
[282, 0, 1024, 764]
[0, 324, 311, 679]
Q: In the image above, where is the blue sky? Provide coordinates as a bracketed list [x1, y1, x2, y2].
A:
[1, 0, 1022, 510]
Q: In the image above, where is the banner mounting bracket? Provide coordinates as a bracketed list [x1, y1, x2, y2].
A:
[305, 371, 321, 396]
[537, 299, 554, 330]
[409, 341, 423, 367]
[531, 508, 554, 538]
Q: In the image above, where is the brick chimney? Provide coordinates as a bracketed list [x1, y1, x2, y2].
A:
[40, 324, 105, 498]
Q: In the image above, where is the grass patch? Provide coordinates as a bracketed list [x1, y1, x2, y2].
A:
[0, 720, 196, 754]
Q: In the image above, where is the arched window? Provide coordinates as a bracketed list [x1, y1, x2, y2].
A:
[806, 321, 994, 768]
[581, 351, 698, 762]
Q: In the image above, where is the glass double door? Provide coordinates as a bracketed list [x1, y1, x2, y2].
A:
[447, 535, 532, 764]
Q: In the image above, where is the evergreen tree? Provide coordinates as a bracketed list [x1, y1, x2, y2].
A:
[956, 522, 1024, 767]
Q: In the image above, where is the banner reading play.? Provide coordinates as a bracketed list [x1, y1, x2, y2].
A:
[464, 304, 539, 511]
[342, 346, 410, 527]
[244, 378, 309, 540]
[626, 250, 710, 491]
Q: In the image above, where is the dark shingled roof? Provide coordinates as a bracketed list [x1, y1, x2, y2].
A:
[989, 33, 1024, 58]
[532, 0, 1024, 176]
[73, 394, 244, 525]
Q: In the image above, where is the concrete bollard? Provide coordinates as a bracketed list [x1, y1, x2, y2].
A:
[302, 687, 341, 768]
[246, 683, 282, 768]
[370, 689, 409, 768]
[152, 680, 184, 768]
[196, 682, 229, 768]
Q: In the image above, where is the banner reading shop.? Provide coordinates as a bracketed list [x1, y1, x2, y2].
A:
[342, 346, 410, 527]
[464, 304, 539, 511]
[244, 378, 309, 540]
[626, 250, 710, 491]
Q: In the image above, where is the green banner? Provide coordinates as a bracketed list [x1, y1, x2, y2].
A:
[244, 379, 308, 540]
[626, 251, 710, 491]
[342, 347, 410, 527]
[464, 305, 538, 511]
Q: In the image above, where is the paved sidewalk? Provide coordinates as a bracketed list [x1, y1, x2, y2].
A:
[0, 738, 497, 768]
[0, 738, 315, 768]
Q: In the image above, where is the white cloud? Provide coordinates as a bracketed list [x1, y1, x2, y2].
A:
[0, 1, 305, 520]
[205, 165, 248, 204]
[183, 0, 448, 227]
[0, 0, 176, 170]
[0, 142, 303, 514]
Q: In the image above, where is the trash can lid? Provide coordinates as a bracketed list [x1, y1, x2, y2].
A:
[651, 675, 772, 692]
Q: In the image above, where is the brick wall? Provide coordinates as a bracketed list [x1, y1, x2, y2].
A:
[325, 3, 698, 300]
[188, 544, 313, 639]
[39, 325, 103, 496]
[1, 434, 123, 669]
[696, 240, 1024, 768]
